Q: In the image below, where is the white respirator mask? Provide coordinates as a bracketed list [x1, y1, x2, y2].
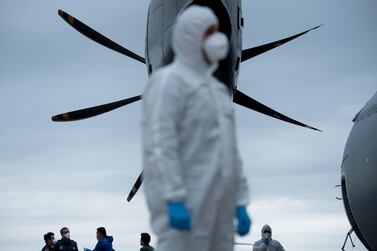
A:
[203, 32, 229, 65]
[263, 233, 271, 240]
[64, 233, 70, 239]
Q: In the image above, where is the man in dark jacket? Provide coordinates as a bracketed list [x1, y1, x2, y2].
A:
[53, 227, 78, 251]
[84, 227, 113, 251]
[41, 232, 55, 251]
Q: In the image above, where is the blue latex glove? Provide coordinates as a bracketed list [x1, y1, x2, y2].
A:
[167, 201, 191, 231]
[235, 206, 251, 236]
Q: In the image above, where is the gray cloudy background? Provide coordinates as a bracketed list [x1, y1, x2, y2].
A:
[0, 0, 376, 250]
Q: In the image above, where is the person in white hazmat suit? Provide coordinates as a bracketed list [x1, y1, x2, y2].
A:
[142, 5, 251, 251]
[253, 225, 285, 251]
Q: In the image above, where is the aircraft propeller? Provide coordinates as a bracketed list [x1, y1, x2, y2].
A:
[52, 10, 322, 202]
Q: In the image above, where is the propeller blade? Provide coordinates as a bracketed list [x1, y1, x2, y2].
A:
[233, 90, 321, 131]
[241, 25, 323, 62]
[52, 95, 142, 122]
[127, 171, 143, 202]
[58, 9, 146, 64]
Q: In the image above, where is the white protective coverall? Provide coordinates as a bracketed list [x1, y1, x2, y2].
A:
[142, 5, 249, 251]
[253, 225, 285, 251]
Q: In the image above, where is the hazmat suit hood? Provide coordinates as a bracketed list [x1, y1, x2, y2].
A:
[254, 225, 285, 250]
[261, 225, 272, 235]
[261, 224, 272, 240]
[172, 5, 218, 74]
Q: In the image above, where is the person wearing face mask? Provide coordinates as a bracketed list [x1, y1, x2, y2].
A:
[53, 227, 78, 251]
[142, 5, 251, 251]
[42, 232, 56, 251]
[83, 227, 113, 251]
[253, 225, 285, 251]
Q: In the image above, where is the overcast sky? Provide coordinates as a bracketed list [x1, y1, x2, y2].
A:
[0, 1, 376, 251]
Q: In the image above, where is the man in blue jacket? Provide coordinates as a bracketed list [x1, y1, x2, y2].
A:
[84, 227, 113, 251]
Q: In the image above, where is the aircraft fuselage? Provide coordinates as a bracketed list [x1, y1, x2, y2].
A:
[341, 91, 377, 251]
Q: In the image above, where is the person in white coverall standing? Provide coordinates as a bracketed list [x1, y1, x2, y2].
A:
[253, 225, 285, 251]
[142, 5, 251, 251]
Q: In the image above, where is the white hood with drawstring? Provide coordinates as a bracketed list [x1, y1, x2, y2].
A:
[253, 225, 285, 251]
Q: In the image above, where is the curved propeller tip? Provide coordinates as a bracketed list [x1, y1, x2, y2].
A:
[312, 24, 324, 31]
[307, 126, 322, 132]
[51, 113, 70, 122]
[58, 9, 74, 25]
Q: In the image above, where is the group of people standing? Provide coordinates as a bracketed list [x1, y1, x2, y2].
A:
[42, 225, 282, 251]
[42, 228, 154, 251]
[42, 227, 79, 251]
[42, 227, 113, 251]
